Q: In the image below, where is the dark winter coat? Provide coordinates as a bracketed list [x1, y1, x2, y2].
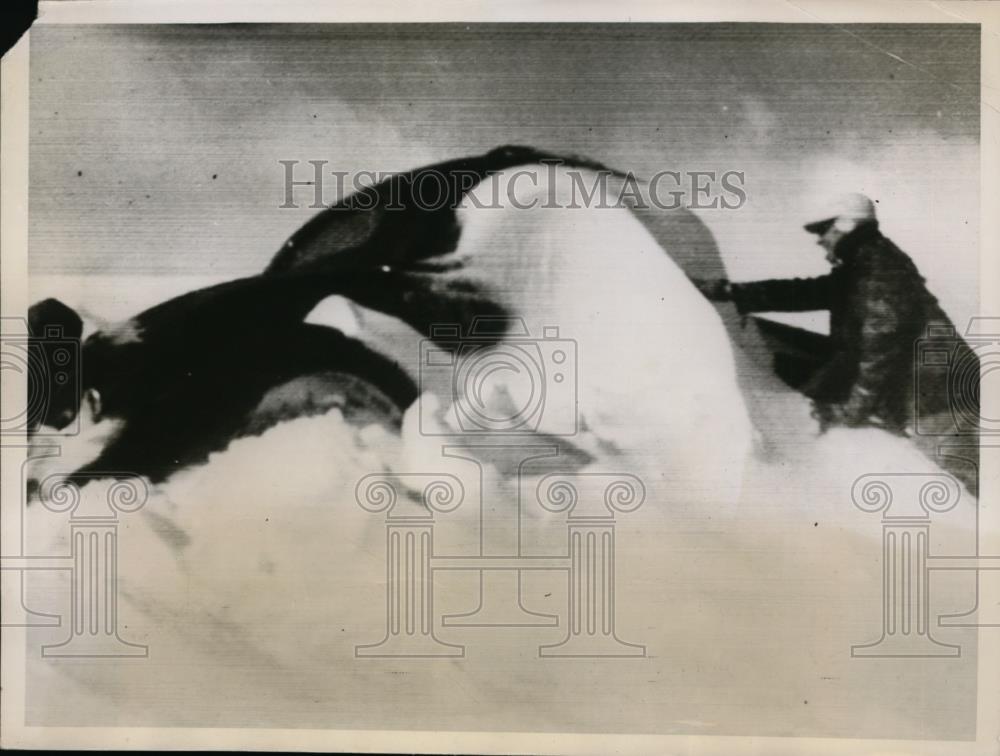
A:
[728, 222, 976, 431]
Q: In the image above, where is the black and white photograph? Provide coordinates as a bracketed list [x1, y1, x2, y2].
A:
[1, 2, 997, 753]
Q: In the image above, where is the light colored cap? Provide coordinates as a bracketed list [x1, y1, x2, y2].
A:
[804, 192, 877, 234]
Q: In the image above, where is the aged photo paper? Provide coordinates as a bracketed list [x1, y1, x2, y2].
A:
[2, 1, 998, 753]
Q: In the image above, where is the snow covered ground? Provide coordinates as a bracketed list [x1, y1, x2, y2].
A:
[12, 19, 986, 745]
[17, 271, 982, 739]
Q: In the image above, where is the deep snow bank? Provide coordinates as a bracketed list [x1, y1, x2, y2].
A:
[20, 382, 979, 737]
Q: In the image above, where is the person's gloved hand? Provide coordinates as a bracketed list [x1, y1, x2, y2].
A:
[812, 396, 877, 434]
[811, 401, 843, 434]
[691, 277, 732, 301]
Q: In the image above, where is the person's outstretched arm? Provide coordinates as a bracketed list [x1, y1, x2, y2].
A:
[693, 275, 833, 314]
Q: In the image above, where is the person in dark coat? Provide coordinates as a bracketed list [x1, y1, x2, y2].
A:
[695, 193, 980, 495]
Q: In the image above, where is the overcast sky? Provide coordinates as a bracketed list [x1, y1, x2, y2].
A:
[29, 23, 979, 322]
